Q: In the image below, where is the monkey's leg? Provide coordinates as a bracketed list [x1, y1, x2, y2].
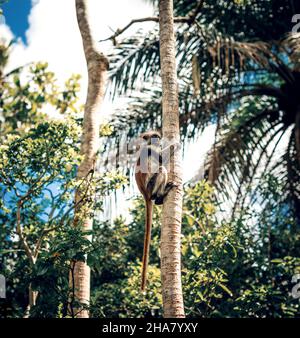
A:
[147, 166, 168, 200]
[146, 173, 159, 200]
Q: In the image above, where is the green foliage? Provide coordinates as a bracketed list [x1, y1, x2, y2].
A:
[0, 61, 81, 139]
[182, 182, 239, 316]
[88, 181, 300, 318]
[1, 4, 300, 319]
[0, 119, 81, 188]
[91, 264, 162, 318]
[29, 226, 92, 317]
[0, 53, 127, 317]
[1, 122, 299, 318]
[89, 201, 163, 318]
[0, 115, 127, 316]
[0, 117, 82, 317]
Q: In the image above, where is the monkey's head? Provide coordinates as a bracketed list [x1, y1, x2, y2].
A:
[140, 131, 161, 145]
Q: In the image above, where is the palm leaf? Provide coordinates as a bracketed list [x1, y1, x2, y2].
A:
[204, 97, 287, 206]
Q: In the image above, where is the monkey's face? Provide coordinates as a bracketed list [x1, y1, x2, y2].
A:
[141, 131, 161, 146]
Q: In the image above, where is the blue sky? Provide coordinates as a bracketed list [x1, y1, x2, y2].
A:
[2, 0, 31, 43]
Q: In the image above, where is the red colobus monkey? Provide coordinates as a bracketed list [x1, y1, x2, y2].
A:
[135, 131, 178, 290]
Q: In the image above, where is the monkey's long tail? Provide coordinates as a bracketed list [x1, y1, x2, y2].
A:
[141, 199, 153, 291]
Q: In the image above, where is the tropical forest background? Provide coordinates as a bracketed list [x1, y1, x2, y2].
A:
[0, 0, 300, 318]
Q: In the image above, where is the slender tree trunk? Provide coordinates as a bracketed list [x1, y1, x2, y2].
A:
[16, 201, 39, 318]
[294, 108, 300, 227]
[295, 108, 300, 167]
[159, 0, 185, 318]
[23, 282, 38, 318]
[28, 284, 38, 308]
[70, 0, 109, 318]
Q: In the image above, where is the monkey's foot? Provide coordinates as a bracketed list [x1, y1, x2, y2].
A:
[154, 196, 164, 205]
[154, 182, 179, 205]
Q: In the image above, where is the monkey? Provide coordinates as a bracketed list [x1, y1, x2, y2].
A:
[135, 130, 179, 291]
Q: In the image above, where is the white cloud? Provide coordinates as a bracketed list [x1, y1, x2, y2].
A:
[0, 23, 14, 41]
[183, 125, 216, 182]
[1, 0, 155, 115]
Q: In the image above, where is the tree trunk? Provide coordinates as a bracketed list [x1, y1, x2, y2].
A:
[24, 283, 38, 318]
[295, 108, 300, 167]
[28, 283, 37, 308]
[158, 0, 185, 318]
[70, 0, 109, 318]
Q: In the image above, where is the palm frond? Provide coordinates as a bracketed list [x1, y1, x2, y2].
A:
[108, 30, 160, 97]
[204, 97, 287, 205]
[233, 125, 287, 215]
[253, 129, 300, 226]
[284, 131, 300, 221]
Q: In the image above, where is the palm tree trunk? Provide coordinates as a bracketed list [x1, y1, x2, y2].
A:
[158, 0, 185, 318]
[70, 0, 109, 318]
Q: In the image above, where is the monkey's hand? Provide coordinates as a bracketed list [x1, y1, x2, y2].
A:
[165, 181, 179, 192]
[154, 181, 179, 205]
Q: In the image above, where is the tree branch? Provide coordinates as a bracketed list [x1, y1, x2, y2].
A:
[99, 0, 204, 43]
[16, 201, 35, 266]
[33, 173, 95, 259]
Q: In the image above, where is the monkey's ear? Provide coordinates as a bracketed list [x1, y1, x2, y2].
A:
[155, 131, 162, 138]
